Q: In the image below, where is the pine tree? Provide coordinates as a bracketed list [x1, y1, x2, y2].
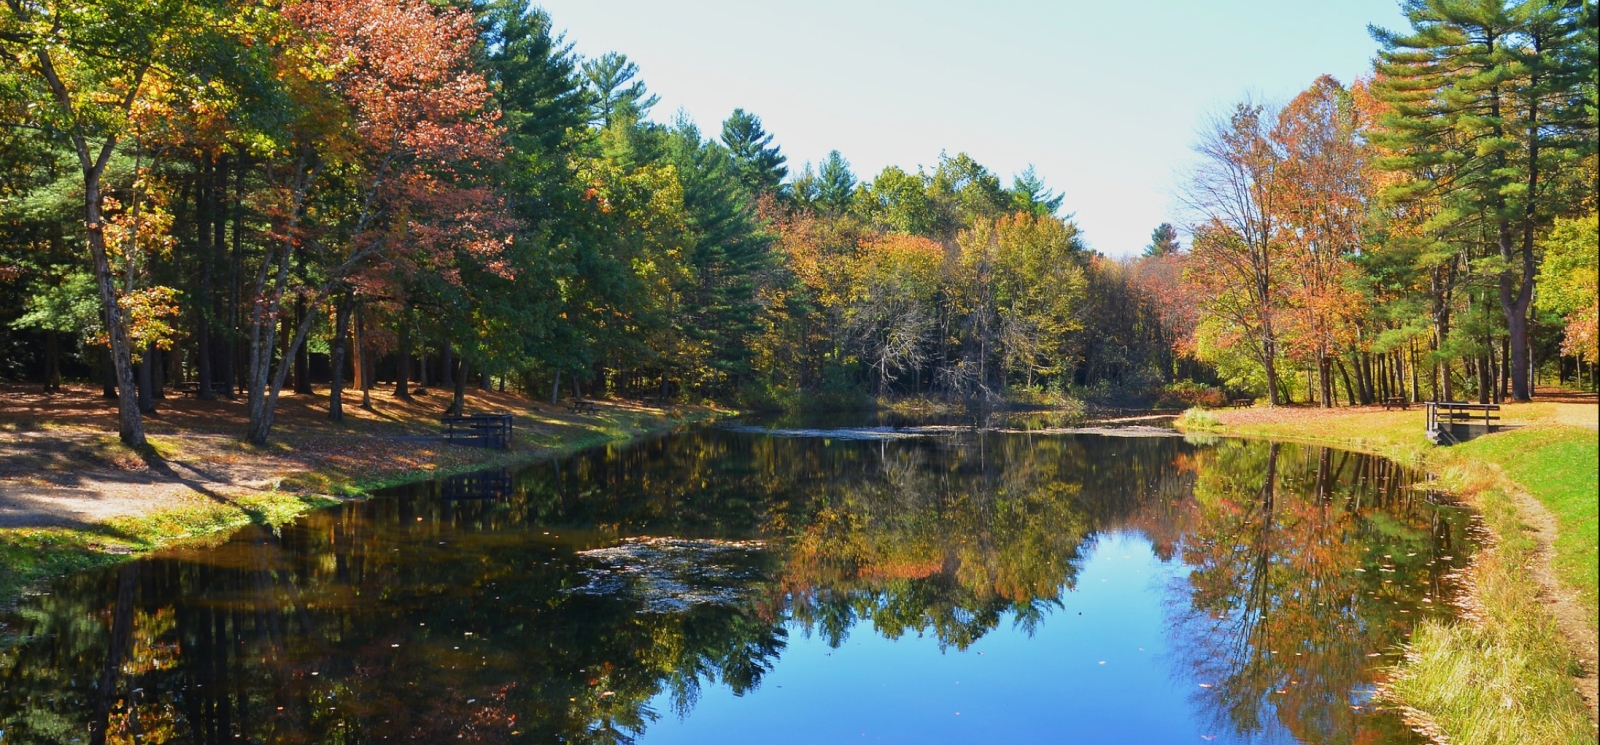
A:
[815, 150, 856, 214]
[1144, 223, 1181, 257]
[582, 52, 658, 127]
[720, 108, 787, 196]
[1009, 165, 1065, 217]
[1372, 0, 1594, 400]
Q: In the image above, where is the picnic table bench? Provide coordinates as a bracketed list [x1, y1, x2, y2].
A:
[1425, 402, 1500, 444]
[173, 381, 232, 398]
[441, 412, 514, 449]
[1382, 396, 1409, 411]
[566, 398, 600, 415]
[1229, 397, 1254, 408]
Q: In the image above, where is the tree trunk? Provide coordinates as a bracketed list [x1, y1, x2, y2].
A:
[550, 368, 561, 405]
[44, 330, 61, 393]
[441, 338, 454, 388]
[329, 291, 350, 422]
[87, 174, 147, 444]
[354, 308, 372, 411]
[137, 343, 155, 414]
[417, 339, 429, 392]
[448, 357, 467, 416]
[1500, 335, 1511, 402]
[1318, 356, 1333, 408]
[197, 155, 215, 400]
[1336, 358, 1356, 407]
[394, 319, 413, 401]
[480, 367, 491, 391]
[293, 298, 312, 394]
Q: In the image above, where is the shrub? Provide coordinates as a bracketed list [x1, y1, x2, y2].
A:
[1156, 381, 1227, 409]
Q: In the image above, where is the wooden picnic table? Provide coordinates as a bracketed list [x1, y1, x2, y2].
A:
[566, 398, 600, 415]
[1229, 397, 1254, 408]
[173, 381, 232, 398]
[1425, 401, 1500, 444]
[441, 412, 514, 449]
[1382, 397, 1409, 411]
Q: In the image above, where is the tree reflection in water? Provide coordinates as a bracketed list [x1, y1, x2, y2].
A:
[0, 428, 1472, 744]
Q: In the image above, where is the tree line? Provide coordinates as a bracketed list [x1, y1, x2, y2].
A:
[1, 0, 1191, 446]
[1177, 0, 1597, 407]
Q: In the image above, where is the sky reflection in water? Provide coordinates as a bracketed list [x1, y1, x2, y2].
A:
[0, 426, 1475, 744]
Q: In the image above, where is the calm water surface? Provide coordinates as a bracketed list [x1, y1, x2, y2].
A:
[0, 422, 1476, 744]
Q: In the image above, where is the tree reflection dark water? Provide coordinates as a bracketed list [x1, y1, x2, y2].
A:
[0, 428, 1472, 744]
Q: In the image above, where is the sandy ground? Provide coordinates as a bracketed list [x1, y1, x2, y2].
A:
[0, 383, 686, 530]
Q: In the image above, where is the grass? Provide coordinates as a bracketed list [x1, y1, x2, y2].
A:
[1177, 403, 1598, 745]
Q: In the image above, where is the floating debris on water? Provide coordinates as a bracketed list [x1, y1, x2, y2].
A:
[569, 537, 769, 613]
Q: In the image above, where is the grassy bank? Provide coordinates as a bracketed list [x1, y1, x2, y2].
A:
[0, 386, 725, 610]
[1177, 403, 1598, 744]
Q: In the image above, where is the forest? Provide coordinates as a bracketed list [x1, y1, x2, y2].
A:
[0, 0, 1596, 447]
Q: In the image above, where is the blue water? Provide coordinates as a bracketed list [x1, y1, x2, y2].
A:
[641, 533, 1204, 744]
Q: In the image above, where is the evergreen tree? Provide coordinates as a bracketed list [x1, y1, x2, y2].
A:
[815, 150, 856, 214]
[720, 108, 787, 196]
[1372, 0, 1594, 400]
[667, 119, 770, 393]
[1009, 165, 1065, 217]
[582, 52, 659, 127]
[1144, 223, 1181, 257]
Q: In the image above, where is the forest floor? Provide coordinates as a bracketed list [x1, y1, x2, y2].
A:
[1180, 388, 1599, 745]
[0, 383, 725, 606]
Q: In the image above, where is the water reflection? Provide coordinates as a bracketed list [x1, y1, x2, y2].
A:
[0, 428, 1473, 744]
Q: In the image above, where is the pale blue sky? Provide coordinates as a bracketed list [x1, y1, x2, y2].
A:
[535, 0, 1407, 256]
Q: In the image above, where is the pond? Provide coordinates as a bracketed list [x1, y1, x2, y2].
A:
[0, 421, 1477, 744]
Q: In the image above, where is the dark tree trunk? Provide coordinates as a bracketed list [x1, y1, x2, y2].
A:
[137, 343, 156, 414]
[550, 368, 561, 405]
[227, 153, 244, 398]
[329, 291, 351, 422]
[1500, 335, 1511, 402]
[88, 564, 137, 745]
[103, 347, 117, 398]
[293, 298, 312, 394]
[1335, 358, 1355, 407]
[480, 367, 491, 391]
[448, 357, 467, 416]
[441, 338, 454, 388]
[394, 320, 413, 401]
[197, 153, 215, 400]
[1318, 356, 1333, 408]
[44, 330, 62, 393]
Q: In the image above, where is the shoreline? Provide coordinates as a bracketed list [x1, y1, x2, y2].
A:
[0, 385, 728, 612]
[1176, 402, 1598, 745]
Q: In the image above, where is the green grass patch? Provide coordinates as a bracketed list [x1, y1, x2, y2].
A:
[1456, 426, 1599, 628]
